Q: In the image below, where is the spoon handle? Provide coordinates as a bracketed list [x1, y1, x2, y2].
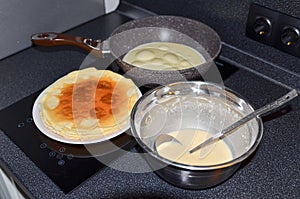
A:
[189, 89, 298, 154]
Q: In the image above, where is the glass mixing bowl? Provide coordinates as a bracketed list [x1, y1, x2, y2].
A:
[130, 81, 263, 189]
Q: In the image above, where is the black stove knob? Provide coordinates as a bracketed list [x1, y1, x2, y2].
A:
[281, 26, 299, 46]
[253, 17, 271, 36]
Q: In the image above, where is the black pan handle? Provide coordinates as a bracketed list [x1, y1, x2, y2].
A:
[31, 32, 104, 57]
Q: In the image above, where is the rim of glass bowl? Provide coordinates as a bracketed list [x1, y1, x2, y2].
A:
[130, 81, 263, 171]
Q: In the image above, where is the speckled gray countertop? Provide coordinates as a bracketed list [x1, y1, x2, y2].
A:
[0, 2, 299, 199]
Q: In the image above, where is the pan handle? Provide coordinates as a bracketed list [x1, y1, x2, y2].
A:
[31, 32, 104, 57]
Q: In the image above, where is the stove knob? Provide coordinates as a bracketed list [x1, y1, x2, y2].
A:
[253, 17, 271, 36]
[281, 26, 299, 46]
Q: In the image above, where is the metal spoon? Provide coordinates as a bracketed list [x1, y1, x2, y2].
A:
[154, 89, 298, 154]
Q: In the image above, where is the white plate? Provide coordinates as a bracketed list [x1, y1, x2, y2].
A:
[32, 84, 141, 145]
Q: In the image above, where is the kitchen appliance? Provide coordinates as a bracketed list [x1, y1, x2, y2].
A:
[0, 87, 136, 193]
[0, 3, 298, 198]
[0, 59, 238, 193]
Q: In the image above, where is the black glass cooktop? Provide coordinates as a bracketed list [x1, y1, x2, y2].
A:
[0, 89, 136, 193]
[0, 60, 238, 193]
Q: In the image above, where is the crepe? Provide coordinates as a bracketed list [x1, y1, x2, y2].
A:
[38, 68, 140, 142]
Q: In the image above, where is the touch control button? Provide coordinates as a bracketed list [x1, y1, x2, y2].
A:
[49, 151, 56, 157]
[40, 143, 47, 149]
[58, 160, 65, 166]
[26, 118, 33, 123]
[67, 154, 74, 160]
[59, 147, 66, 153]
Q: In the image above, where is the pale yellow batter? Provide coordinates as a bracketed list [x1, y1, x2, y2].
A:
[156, 129, 233, 166]
[123, 42, 205, 70]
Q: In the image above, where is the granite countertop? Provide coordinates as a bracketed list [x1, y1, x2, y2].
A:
[0, 3, 299, 199]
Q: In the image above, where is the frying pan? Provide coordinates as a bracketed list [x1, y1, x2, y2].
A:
[31, 15, 221, 87]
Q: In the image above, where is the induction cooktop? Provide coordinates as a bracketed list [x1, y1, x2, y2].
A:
[0, 88, 136, 193]
[0, 60, 239, 193]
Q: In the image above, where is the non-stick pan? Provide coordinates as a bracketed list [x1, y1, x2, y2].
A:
[31, 15, 221, 86]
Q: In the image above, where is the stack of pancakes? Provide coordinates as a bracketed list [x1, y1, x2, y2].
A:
[38, 68, 140, 142]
